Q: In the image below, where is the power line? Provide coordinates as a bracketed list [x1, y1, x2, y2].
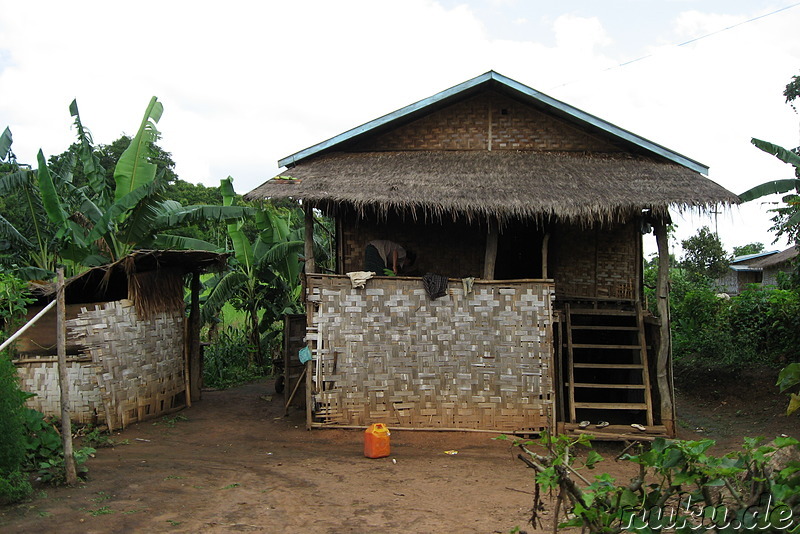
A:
[549, 2, 800, 90]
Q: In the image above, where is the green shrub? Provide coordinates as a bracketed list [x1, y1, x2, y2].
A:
[0, 354, 26, 477]
[203, 327, 270, 389]
[0, 469, 32, 505]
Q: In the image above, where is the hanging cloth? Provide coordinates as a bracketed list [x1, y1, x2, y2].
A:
[422, 273, 449, 300]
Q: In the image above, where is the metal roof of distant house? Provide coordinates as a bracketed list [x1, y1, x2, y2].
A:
[730, 250, 780, 264]
[277, 71, 708, 175]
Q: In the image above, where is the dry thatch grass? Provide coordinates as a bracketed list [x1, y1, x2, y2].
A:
[246, 151, 739, 223]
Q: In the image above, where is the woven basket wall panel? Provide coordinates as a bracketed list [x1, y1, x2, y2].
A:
[353, 92, 619, 153]
[553, 222, 637, 299]
[69, 300, 186, 429]
[16, 360, 103, 424]
[340, 212, 485, 277]
[307, 276, 555, 432]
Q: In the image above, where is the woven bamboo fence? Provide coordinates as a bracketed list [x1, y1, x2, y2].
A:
[16, 299, 186, 429]
[305, 275, 555, 432]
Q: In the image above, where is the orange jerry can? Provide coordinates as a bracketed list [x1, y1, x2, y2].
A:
[364, 423, 391, 458]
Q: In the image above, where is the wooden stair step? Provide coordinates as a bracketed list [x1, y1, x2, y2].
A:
[572, 382, 646, 389]
[572, 343, 642, 350]
[571, 325, 639, 331]
[573, 402, 649, 410]
[572, 363, 644, 369]
[568, 309, 636, 317]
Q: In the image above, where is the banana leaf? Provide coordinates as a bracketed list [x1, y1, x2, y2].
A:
[0, 212, 33, 248]
[219, 177, 254, 268]
[84, 178, 164, 247]
[152, 205, 255, 228]
[69, 99, 107, 201]
[200, 270, 249, 323]
[36, 149, 68, 230]
[113, 96, 163, 202]
[148, 233, 222, 252]
[12, 266, 54, 282]
[0, 127, 12, 160]
[739, 179, 800, 202]
[752, 138, 800, 168]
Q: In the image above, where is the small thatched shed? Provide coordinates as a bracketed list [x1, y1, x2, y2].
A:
[13, 250, 227, 429]
[246, 71, 738, 438]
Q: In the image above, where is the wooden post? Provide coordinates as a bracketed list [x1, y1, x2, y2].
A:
[541, 233, 550, 278]
[304, 204, 316, 275]
[56, 268, 77, 485]
[305, 360, 313, 430]
[483, 218, 498, 280]
[654, 222, 675, 434]
[189, 271, 202, 402]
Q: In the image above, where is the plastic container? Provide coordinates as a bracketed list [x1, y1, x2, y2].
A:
[364, 423, 391, 458]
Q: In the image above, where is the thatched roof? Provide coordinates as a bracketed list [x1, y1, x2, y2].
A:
[30, 250, 229, 318]
[245, 150, 739, 223]
[750, 246, 798, 269]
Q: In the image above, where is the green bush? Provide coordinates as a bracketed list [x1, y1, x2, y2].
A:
[0, 469, 32, 505]
[203, 327, 270, 389]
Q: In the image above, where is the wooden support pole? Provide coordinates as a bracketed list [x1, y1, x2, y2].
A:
[304, 204, 316, 275]
[189, 271, 202, 402]
[56, 268, 77, 485]
[305, 360, 313, 430]
[654, 222, 675, 434]
[483, 218, 498, 280]
[541, 233, 550, 278]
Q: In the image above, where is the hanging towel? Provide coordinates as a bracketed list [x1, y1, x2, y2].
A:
[347, 271, 374, 289]
[461, 277, 475, 294]
[422, 273, 449, 300]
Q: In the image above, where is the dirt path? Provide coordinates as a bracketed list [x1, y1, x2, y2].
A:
[1, 369, 794, 533]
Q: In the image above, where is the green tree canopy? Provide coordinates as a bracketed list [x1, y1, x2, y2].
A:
[680, 226, 729, 280]
[732, 242, 765, 257]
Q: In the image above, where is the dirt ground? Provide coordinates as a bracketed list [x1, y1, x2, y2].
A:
[0, 367, 795, 534]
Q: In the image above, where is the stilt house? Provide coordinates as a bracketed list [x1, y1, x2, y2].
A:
[246, 72, 738, 438]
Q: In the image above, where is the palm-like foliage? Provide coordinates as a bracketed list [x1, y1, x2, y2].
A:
[0, 98, 254, 278]
[200, 177, 309, 365]
[740, 138, 800, 242]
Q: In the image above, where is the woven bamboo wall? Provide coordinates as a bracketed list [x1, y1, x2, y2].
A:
[306, 275, 555, 432]
[15, 299, 186, 429]
[552, 222, 638, 300]
[339, 210, 486, 277]
[16, 358, 103, 424]
[352, 92, 619, 153]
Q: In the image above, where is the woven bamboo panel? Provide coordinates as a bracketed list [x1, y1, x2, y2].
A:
[70, 300, 186, 430]
[306, 275, 554, 432]
[352, 93, 618, 153]
[553, 222, 637, 299]
[16, 360, 103, 424]
[15, 299, 186, 428]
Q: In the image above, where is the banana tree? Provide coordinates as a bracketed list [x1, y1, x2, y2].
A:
[740, 138, 800, 243]
[200, 177, 309, 366]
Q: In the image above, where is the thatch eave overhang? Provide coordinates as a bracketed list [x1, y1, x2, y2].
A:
[245, 151, 739, 225]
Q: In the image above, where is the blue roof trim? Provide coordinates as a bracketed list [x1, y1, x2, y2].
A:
[731, 250, 780, 263]
[278, 71, 709, 175]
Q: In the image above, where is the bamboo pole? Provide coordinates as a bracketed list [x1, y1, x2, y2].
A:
[541, 233, 550, 278]
[56, 268, 77, 485]
[0, 299, 56, 353]
[304, 204, 316, 274]
[189, 271, 202, 402]
[483, 218, 498, 280]
[654, 222, 675, 433]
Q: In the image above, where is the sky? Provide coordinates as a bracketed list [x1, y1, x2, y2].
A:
[1, 0, 799, 257]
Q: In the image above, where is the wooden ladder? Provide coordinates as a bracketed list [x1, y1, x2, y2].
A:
[565, 302, 654, 426]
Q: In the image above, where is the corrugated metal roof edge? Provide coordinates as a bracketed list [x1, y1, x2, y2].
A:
[277, 71, 709, 175]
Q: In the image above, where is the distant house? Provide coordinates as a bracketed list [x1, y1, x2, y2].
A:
[718, 246, 798, 293]
[718, 250, 780, 294]
[750, 246, 798, 287]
